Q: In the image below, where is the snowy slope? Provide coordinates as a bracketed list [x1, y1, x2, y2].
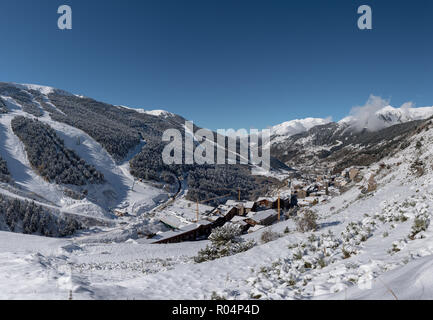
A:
[1, 114, 433, 299]
[0, 90, 169, 221]
[2, 115, 431, 300]
[269, 104, 433, 151]
[119, 105, 176, 118]
[2, 82, 433, 300]
[270, 118, 332, 144]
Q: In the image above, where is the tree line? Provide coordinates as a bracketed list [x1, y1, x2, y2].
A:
[11, 116, 104, 186]
[0, 193, 82, 237]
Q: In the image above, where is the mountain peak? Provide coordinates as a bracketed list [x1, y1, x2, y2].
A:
[339, 104, 433, 132]
[271, 117, 332, 139]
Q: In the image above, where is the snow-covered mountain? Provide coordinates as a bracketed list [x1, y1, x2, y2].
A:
[3, 81, 433, 300]
[270, 103, 433, 171]
[1, 101, 433, 300]
[119, 105, 177, 118]
[270, 117, 332, 143]
[339, 105, 433, 132]
[0, 81, 280, 233]
[269, 104, 433, 148]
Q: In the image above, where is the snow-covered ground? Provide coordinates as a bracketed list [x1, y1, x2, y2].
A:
[2, 118, 433, 300]
[2, 84, 433, 300]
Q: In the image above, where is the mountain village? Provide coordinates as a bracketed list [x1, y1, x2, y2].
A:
[139, 164, 377, 244]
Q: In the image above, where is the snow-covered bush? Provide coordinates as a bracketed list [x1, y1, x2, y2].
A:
[295, 209, 318, 232]
[210, 291, 226, 300]
[409, 214, 430, 240]
[194, 224, 255, 263]
[410, 159, 425, 177]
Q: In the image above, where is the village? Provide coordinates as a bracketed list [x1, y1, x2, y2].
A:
[123, 165, 378, 245]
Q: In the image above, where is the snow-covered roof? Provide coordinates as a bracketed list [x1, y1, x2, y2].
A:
[257, 197, 276, 202]
[249, 210, 278, 223]
[248, 224, 265, 233]
[244, 201, 255, 209]
[196, 220, 212, 227]
[225, 200, 238, 206]
[158, 214, 185, 229]
[231, 216, 247, 223]
[234, 220, 248, 226]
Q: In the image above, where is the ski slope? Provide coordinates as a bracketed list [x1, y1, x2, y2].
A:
[0, 92, 169, 221]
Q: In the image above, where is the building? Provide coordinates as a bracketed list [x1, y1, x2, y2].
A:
[245, 209, 279, 226]
[158, 213, 185, 229]
[244, 201, 256, 214]
[230, 216, 250, 232]
[148, 220, 213, 244]
[256, 197, 278, 209]
[224, 200, 257, 216]
[215, 205, 238, 220]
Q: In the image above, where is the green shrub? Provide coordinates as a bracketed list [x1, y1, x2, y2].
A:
[194, 224, 255, 263]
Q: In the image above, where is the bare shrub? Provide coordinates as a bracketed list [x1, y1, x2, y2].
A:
[410, 159, 425, 177]
[260, 229, 282, 244]
[295, 209, 318, 232]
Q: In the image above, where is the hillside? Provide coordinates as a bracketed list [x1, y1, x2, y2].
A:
[11, 116, 104, 186]
[0, 82, 282, 233]
[1, 114, 433, 299]
[1, 82, 433, 300]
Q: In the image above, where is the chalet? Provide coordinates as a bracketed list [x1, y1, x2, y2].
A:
[256, 197, 275, 208]
[225, 199, 238, 207]
[149, 220, 213, 244]
[230, 216, 250, 232]
[158, 213, 185, 229]
[244, 201, 256, 213]
[224, 200, 256, 216]
[206, 214, 226, 228]
[212, 205, 238, 227]
[245, 209, 279, 226]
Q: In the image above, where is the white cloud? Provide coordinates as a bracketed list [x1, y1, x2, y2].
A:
[349, 95, 391, 131]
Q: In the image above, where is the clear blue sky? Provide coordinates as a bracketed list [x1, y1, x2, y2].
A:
[1, 0, 433, 130]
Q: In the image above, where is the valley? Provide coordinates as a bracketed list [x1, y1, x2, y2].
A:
[1, 82, 433, 300]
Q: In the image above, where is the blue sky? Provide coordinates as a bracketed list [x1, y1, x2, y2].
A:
[1, 0, 433, 130]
